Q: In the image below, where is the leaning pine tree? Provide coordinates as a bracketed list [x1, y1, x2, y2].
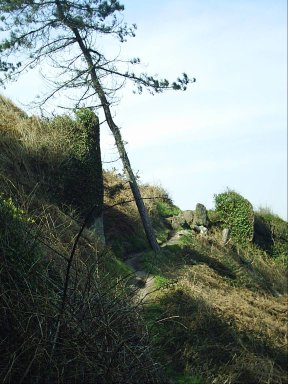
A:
[0, 0, 195, 251]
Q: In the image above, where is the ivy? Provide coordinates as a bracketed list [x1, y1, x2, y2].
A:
[214, 189, 254, 245]
[59, 108, 103, 219]
[0, 194, 34, 224]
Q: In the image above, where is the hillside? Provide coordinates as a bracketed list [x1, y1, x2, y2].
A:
[0, 95, 287, 384]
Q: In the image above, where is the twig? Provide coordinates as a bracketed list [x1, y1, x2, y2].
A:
[50, 205, 97, 358]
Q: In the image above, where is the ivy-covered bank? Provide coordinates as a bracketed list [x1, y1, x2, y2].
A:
[214, 189, 254, 245]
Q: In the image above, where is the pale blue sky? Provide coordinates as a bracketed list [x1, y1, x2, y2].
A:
[2, 0, 287, 219]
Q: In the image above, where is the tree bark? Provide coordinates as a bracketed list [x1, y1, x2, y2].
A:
[105, 109, 159, 250]
[55, 2, 160, 251]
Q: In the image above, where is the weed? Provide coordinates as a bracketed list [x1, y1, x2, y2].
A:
[154, 275, 171, 289]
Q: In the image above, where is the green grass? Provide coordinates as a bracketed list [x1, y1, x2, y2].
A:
[156, 200, 181, 217]
[154, 275, 171, 289]
[105, 253, 133, 277]
[175, 373, 203, 384]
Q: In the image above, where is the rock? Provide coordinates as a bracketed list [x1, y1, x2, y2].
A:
[193, 224, 208, 236]
[222, 228, 230, 245]
[182, 210, 194, 225]
[192, 203, 209, 227]
[166, 214, 190, 231]
[199, 225, 208, 236]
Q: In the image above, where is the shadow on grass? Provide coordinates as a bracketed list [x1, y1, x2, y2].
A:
[141, 243, 237, 282]
[158, 240, 286, 297]
[145, 289, 287, 384]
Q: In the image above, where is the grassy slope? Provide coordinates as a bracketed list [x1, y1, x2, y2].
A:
[0, 96, 165, 383]
[0, 95, 287, 384]
[140, 222, 287, 383]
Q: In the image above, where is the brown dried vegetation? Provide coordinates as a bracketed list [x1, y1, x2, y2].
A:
[0, 96, 164, 383]
[0, 96, 287, 384]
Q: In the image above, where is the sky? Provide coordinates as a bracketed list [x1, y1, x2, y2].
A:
[1, 0, 287, 219]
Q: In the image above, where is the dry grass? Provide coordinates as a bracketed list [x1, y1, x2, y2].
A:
[0, 96, 165, 383]
[1, 95, 287, 383]
[176, 265, 287, 383]
[0, 196, 164, 383]
[103, 171, 172, 255]
[0, 96, 76, 156]
[0, 95, 170, 255]
[141, 231, 287, 383]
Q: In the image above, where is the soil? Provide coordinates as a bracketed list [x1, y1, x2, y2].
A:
[124, 231, 183, 302]
[125, 252, 156, 303]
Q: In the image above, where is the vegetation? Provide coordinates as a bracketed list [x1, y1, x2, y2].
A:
[214, 189, 255, 246]
[0, 95, 287, 383]
[0, 96, 165, 383]
[254, 207, 288, 266]
[0, 0, 195, 252]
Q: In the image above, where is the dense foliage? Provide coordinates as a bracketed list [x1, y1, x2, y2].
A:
[0, 97, 165, 383]
[0, 194, 40, 284]
[214, 189, 254, 245]
[60, 108, 103, 221]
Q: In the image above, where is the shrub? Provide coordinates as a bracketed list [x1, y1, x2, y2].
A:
[214, 189, 254, 245]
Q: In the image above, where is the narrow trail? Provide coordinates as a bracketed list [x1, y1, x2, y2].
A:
[125, 252, 156, 303]
[161, 229, 186, 246]
[124, 230, 183, 302]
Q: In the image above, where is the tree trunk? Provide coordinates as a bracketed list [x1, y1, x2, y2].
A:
[55, 8, 160, 251]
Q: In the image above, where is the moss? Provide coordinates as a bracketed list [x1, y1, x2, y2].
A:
[156, 200, 181, 218]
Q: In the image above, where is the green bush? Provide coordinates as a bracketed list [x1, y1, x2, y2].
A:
[214, 189, 254, 245]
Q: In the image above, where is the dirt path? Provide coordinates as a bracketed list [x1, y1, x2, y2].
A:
[125, 252, 156, 303]
[161, 229, 191, 246]
[124, 230, 189, 302]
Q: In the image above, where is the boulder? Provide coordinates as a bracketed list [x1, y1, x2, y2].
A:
[222, 228, 230, 245]
[182, 210, 194, 226]
[192, 203, 209, 227]
[193, 225, 208, 236]
[166, 214, 190, 231]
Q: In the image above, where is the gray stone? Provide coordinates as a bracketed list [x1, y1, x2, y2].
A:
[182, 210, 194, 225]
[192, 203, 209, 227]
[222, 228, 230, 245]
[166, 214, 190, 230]
[193, 225, 208, 236]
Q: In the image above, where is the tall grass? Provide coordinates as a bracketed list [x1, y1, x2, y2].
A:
[1, 95, 287, 384]
[0, 96, 165, 383]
